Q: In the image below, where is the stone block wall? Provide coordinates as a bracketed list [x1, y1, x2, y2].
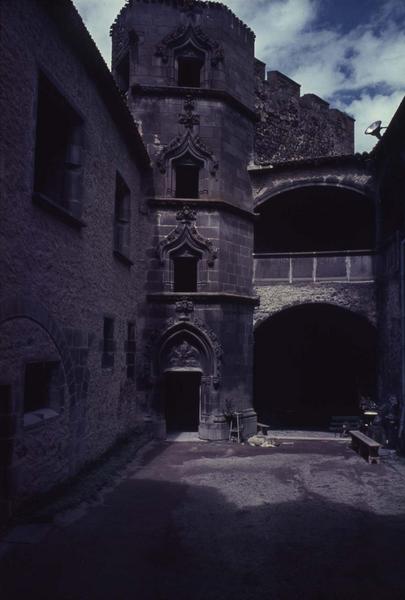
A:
[0, 0, 150, 511]
[254, 63, 354, 164]
[254, 282, 377, 328]
[111, 0, 255, 110]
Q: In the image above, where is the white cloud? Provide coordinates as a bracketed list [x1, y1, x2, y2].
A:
[339, 90, 405, 152]
[73, 0, 123, 65]
[222, 0, 405, 152]
[73, 0, 405, 152]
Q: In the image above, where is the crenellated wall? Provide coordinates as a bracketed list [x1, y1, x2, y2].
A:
[254, 62, 354, 164]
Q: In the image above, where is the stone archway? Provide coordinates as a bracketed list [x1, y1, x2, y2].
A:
[254, 303, 377, 428]
[0, 297, 76, 403]
[0, 297, 77, 518]
[152, 322, 221, 439]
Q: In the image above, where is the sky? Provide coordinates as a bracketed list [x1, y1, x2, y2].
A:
[74, 0, 405, 152]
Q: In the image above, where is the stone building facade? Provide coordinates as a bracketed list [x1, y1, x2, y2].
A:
[1, 0, 405, 523]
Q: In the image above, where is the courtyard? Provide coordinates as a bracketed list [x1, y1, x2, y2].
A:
[1, 438, 405, 599]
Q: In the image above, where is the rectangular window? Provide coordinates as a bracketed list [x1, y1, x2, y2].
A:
[173, 256, 198, 292]
[114, 173, 131, 259]
[0, 385, 12, 415]
[178, 57, 203, 87]
[116, 52, 130, 94]
[175, 164, 200, 198]
[102, 317, 115, 369]
[24, 362, 57, 413]
[34, 73, 83, 218]
[126, 322, 136, 380]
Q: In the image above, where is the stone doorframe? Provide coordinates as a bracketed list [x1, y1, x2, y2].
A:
[151, 321, 223, 439]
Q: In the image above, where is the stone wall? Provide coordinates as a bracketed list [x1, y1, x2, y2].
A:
[254, 282, 377, 328]
[254, 64, 354, 164]
[0, 0, 150, 512]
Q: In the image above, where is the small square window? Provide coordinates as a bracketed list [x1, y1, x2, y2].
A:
[126, 322, 136, 380]
[102, 318, 115, 369]
[114, 173, 131, 259]
[24, 362, 58, 413]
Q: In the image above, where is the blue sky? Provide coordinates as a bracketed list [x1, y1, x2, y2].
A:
[74, 0, 405, 152]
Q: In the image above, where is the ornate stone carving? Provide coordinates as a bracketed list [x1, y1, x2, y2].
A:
[175, 297, 194, 320]
[168, 340, 200, 368]
[176, 205, 197, 223]
[155, 24, 224, 67]
[142, 319, 223, 388]
[156, 131, 218, 176]
[157, 205, 218, 266]
[178, 95, 200, 130]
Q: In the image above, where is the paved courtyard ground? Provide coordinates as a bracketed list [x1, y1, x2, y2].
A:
[1, 439, 405, 599]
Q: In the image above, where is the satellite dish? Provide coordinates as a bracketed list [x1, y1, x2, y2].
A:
[364, 120, 386, 139]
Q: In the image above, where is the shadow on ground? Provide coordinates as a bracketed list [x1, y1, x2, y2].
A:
[1, 471, 405, 600]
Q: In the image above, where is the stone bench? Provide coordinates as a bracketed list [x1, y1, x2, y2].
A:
[349, 430, 382, 464]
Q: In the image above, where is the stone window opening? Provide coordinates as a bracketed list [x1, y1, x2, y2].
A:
[126, 322, 136, 380]
[23, 361, 60, 414]
[34, 73, 84, 219]
[177, 51, 204, 87]
[114, 173, 131, 260]
[175, 154, 202, 199]
[172, 249, 200, 292]
[0, 385, 12, 413]
[102, 317, 115, 369]
[116, 52, 130, 95]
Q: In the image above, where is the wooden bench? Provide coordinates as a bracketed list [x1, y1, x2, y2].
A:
[349, 430, 382, 464]
[257, 422, 270, 435]
[329, 416, 361, 437]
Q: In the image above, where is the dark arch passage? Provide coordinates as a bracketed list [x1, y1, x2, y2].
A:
[254, 304, 376, 428]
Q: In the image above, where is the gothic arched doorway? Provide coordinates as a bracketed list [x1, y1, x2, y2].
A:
[154, 323, 219, 438]
[254, 304, 376, 428]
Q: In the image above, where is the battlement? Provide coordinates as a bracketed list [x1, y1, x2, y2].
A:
[267, 70, 301, 98]
[110, 0, 256, 110]
[110, 0, 255, 41]
[255, 66, 354, 163]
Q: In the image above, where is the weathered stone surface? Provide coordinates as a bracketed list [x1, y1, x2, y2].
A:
[254, 65, 354, 164]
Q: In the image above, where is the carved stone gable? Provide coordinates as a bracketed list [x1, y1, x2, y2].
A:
[168, 340, 200, 368]
[157, 205, 218, 266]
[155, 24, 224, 67]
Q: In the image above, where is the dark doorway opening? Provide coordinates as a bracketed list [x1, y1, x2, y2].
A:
[165, 371, 201, 432]
[254, 304, 376, 428]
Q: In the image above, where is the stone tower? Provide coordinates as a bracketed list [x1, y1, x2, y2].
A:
[111, 0, 258, 439]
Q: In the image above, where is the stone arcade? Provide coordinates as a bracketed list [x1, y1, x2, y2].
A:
[1, 0, 405, 524]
